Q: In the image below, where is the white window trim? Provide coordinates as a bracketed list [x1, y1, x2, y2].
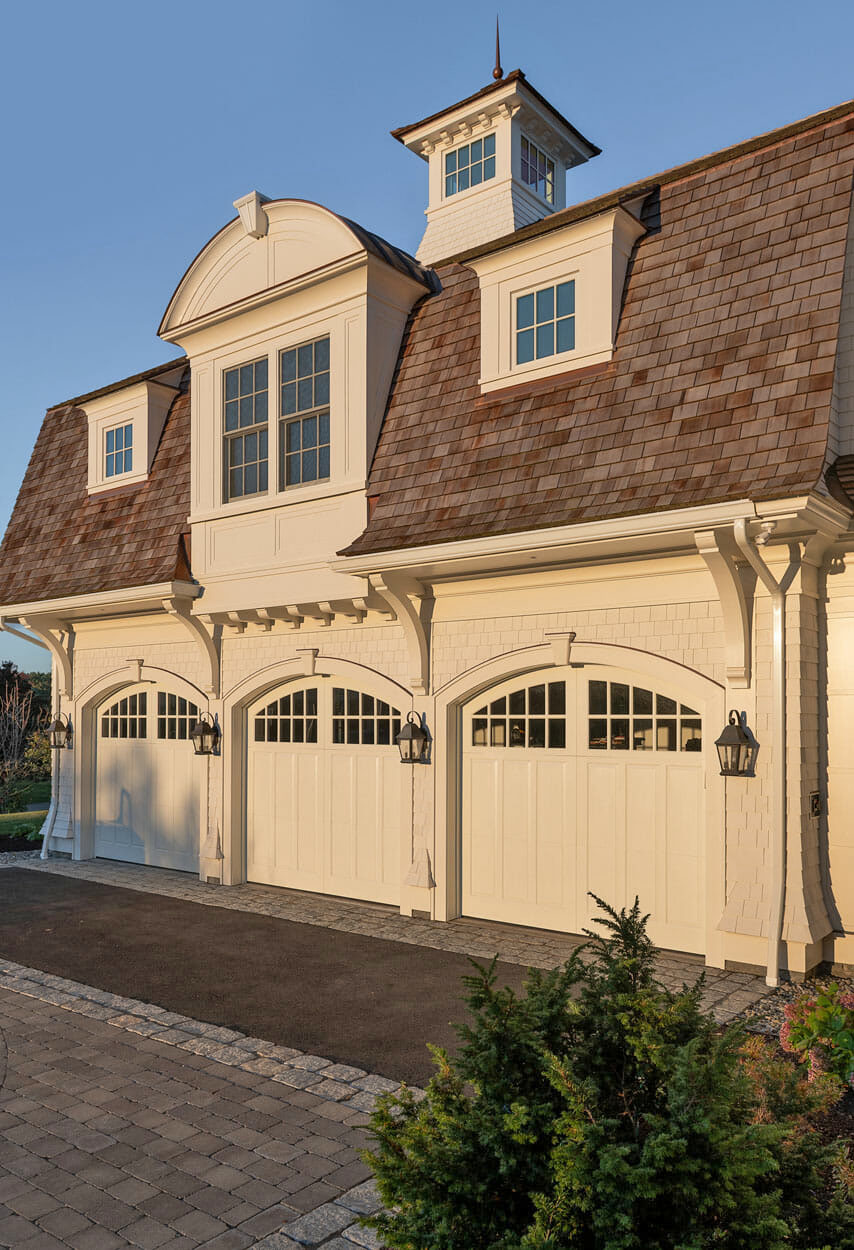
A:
[513, 277, 577, 370]
[470, 205, 646, 395]
[83, 378, 181, 495]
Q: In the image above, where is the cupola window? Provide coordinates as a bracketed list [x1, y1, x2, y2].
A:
[444, 134, 496, 197]
[521, 136, 555, 204]
[516, 280, 575, 364]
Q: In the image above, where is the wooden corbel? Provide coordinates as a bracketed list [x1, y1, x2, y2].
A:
[369, 572, 430, 695]
[694, 527, 754, 688]
[15, 616, 74, 697]
[162, 597, 220, 697]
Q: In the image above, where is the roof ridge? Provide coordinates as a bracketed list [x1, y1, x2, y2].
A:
[442, 94, 854, 266]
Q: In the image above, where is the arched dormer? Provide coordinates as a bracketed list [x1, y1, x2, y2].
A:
[159, 198, 431, 339]
[157, 197, 433, 617]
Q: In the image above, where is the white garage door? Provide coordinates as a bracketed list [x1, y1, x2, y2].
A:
[247, 680, 405, 904]
[462, 666, 705, 954]
[94, 687, 202, 873]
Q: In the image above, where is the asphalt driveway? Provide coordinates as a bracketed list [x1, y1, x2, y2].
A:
[0, 868, 530, 1087]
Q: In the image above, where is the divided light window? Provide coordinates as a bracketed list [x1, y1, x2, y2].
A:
[280, 336, 330, 487]
[223, 357, 268, 501]
[445, 134, 496, 196]
[105, 424, 133, 477]
[587, 681, 702, 753]
[521, 136, 555, 204]
[516, 281, 575, 364]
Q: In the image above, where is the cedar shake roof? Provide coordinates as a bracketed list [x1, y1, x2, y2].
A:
[344, 104, 854, 556]
[3, 100, 854, 607]
[0, 372, 192, 605]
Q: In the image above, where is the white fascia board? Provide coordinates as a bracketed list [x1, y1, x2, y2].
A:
[335, 500, 761, 578]
[336, 495, 853, 583]
[0, 581, 202, 622]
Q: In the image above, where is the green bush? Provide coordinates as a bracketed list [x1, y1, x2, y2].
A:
[0, 770, 33, 815]
[781, 984, 854, 1087]
[365, 896, 854, 1250]
[17, 730, 51, 781]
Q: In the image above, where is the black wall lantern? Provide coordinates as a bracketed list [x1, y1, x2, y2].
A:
[48, 714, 72, 750]
[715, 709, 757, 777]
[396, 711, 429, 764]
[190, 713, 221, 756]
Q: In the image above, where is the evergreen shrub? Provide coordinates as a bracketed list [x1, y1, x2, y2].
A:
[365, 897, 854, 1250]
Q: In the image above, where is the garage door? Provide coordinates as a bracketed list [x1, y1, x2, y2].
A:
[247, 680, 406, 903]
[94, 687, 202, 873]
[462, 665, 705, 954]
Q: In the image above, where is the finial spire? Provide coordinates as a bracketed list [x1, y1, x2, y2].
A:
[493, 16, 503, 81]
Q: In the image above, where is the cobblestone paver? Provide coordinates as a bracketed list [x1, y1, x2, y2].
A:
[0, 974, 389, 1249]
[12, 857, 774, 1024]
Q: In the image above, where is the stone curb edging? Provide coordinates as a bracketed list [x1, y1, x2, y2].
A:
[0, 957, 407, 1248]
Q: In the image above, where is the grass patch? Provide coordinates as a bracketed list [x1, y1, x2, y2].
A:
[22, 779, 51, 805]
[0, 810, 47, 840]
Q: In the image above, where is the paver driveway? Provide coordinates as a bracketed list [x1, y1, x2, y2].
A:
[0, 984, 373, 1249]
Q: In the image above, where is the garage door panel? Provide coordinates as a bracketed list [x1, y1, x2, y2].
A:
[95, 688, 200, 873]
[464, 668, 705, 954]
[247, 683, 402, 905]
[624, 763, 657, 919]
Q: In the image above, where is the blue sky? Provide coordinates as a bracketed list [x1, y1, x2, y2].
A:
[2, 0, 854, 671]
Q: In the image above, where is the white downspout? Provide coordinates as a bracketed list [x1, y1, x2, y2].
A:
[733, 519, 795, 987]
[39, 657, 60, 859]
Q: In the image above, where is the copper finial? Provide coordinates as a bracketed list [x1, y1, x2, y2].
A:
[493, 16, 503, 80]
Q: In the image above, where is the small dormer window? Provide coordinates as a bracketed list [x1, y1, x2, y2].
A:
[444, 134, 496, 197]
[521, 136, 555, 205]
[105, 424, 133, 478]
[516, 280, 575, 364]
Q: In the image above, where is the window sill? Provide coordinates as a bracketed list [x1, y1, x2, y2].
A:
[478, 345, 613, 395]
[188, 477, 367, 525]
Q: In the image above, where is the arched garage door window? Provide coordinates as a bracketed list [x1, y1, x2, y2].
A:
[94, 685, 202, 873]
[247, 681, 406, 904]
[463, 668, 705, 955]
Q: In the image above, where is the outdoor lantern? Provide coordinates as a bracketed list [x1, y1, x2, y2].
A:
[48, 714, 72, 750]
[715, 709, 757, 777]
[396, 711, 429, 764]
[190, 713, 221, 757]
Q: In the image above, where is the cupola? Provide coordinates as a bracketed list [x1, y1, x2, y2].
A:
[393, 58, 599, 264]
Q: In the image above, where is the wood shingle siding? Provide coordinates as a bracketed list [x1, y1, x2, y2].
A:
[344, 111, 854, 555]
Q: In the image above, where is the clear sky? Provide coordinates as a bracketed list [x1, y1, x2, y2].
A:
[2, 0, 854, 673]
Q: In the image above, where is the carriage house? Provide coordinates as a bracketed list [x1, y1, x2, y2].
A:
[4, 67, 854, 984]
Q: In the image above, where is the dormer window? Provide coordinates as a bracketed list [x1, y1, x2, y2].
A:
[521, 137, 555, 205]
[223, 357, 268, 501]
[105, 424, 133, 478]
[516, 280, 575, 364]
[280, 336, 331, 487]
[444, 134, 496, 197]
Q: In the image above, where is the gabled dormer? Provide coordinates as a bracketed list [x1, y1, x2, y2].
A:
[393, 69, 600, 263]
[158, 197, 432, 613]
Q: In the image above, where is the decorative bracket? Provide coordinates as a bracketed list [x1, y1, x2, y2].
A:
[295, 648, 319, 677]
[544, 630, 576, 667]
[695, 527, 754, 688]
[162, 597, 220, 697]
[13, 616, 74, 698]
[369, 573, 430, 694]
[233, 190, 270, 239]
